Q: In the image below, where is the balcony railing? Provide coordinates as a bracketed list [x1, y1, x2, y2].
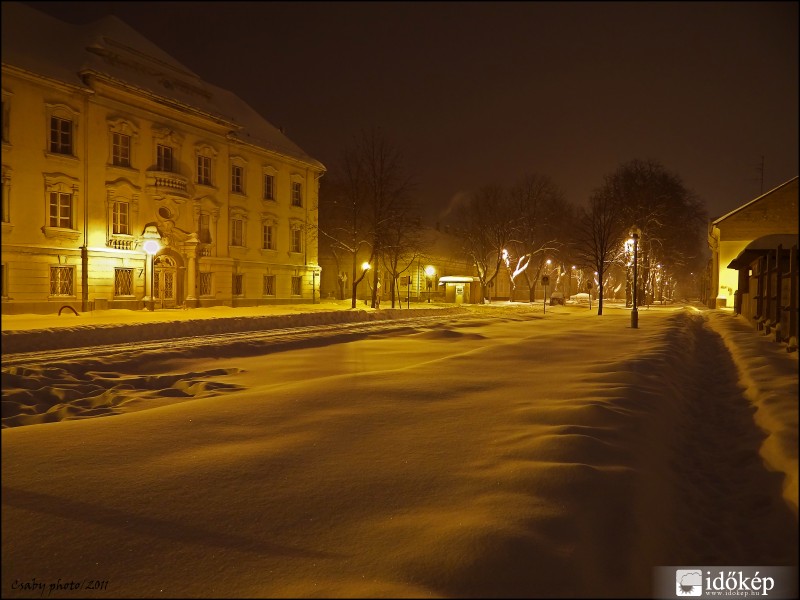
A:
[108, 236, 135, 250]
[146, 170, 190, 198]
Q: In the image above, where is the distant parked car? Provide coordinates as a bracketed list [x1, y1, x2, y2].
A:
[550, 291, 565, 306]
[570, 292, 591, 304]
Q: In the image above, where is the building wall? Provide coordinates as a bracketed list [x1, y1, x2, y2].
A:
[708, 178, 798, 308]
[2, 65, 322, 314]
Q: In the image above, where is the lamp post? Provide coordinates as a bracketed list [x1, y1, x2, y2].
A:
[311, 268, 319, 304]
[142, 225, 162, 312]
[424, 265, 435, 303]
[631, 226, 641, 329]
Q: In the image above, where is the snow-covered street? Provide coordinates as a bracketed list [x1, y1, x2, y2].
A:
[2, 303, 797, 598]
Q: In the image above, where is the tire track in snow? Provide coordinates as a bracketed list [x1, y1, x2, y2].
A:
[1, 314, 467, 369]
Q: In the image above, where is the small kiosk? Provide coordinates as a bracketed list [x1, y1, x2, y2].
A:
[438, 276, 478, 304]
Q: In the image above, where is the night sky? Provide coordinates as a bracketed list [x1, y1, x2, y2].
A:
[24, 1, 799, 223]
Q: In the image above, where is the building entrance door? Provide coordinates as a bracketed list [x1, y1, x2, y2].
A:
[153, 254, 177, 308]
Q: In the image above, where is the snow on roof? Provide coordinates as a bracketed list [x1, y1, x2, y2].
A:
[1, 2, 324, 170]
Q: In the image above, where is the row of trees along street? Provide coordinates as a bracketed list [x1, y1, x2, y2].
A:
[318, 129, 709, 314]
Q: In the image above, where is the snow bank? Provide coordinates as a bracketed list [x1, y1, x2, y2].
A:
[703, 309, 799, 515]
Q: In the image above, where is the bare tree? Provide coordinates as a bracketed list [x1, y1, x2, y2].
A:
[453, 185, 516, 302]
[319, 143, 374, 308]
[599, 159, 708, 306]
[509, 174, 570, 303]
[574, 187, 627, 316]
[502, 247, 530, 302]
[318, 129, 414, 308]
[357, 129, 415, 308]
[318, 178, 351, 300]
[380, 199, 424, 308]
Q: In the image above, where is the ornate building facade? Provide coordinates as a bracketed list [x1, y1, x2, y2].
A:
[1, 3, 325, 314]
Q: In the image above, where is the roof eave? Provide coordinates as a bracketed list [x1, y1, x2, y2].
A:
[712, 176, 800, 225]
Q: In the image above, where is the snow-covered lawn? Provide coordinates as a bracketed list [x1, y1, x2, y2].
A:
[2, 302, 797, 598]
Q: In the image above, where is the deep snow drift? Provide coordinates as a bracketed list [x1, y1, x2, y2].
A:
[2, 302, 797, 598]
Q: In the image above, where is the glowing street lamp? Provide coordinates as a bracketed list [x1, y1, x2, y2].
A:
[424, 265, 435, 303]
[142, 225, 161, 312]
[631, 226, 641, 329]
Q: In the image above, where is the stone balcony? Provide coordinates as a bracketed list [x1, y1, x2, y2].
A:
[108, 235, 136, 251]
[146, 170, 191, 199]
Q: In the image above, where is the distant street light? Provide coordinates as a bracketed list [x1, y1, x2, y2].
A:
[631, 226, 642, 329]
[570, 265, 576, 300]
[142, 225, 161, 312]
[424, 265, 435, 303]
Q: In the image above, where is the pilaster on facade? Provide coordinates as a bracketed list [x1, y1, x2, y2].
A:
[1, 164, 12, 234]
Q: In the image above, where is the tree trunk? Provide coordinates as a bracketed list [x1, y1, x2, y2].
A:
[351, 252, 358, 309]
[597, 268, 604, 316]
[370, 267, 379, 308]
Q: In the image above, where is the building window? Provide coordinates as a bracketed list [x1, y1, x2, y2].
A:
[262, 223, 275, 250]
[114, 268, 134, 296]
[50, 266, 74, 296]
[157, 144, 174, 172]
[263, 275, 276, 296]
[108, 119, 137, 169]
[232, 164, 244, 194]
[50, 116, 73, 155]
[199, 213, 212, 243]
[291, 228, 302, 253]
[199, 272, 213, 296]
[112, 133, 131, 167]
[49, 192, 73, 229]
[264, 173, 275, 200]
[231, 218, 244, 247]
[291, 276, 302, 296]
[112, 201, 129, 235]
[233, 274, 244, 296]
[197, 155, 212, 186]
[291, 181, 303, 207]
[43, 174, 79, 239]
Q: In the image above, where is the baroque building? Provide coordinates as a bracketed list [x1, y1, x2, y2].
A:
[1, 2, 325, 314]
